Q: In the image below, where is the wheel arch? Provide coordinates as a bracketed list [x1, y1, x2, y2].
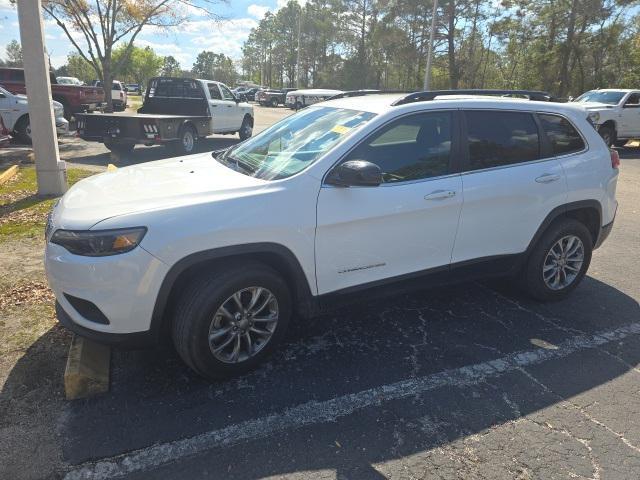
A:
[14, 113, 29, 133]
[599, 119, 616, 133]
[526, 200, 602, 257]
[150, 243, 315, 342]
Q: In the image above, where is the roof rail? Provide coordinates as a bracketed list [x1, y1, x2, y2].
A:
[391, 89, 553, 106]
[326, 89, 382, 101]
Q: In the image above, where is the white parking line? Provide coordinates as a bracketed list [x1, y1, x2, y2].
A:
[64, 322, 640, 480]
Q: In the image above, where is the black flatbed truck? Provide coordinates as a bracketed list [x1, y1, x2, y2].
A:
[76, 77, 254, 155]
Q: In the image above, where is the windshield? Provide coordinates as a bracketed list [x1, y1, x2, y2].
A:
[216, 106, 376, 180]
[574, 91, 625, 105]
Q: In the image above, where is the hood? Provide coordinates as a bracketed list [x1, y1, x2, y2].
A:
[574, 101, 616, 110]
[54, 153, 270, 229]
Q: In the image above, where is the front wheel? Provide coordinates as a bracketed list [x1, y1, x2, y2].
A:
[270, 98, 279, 108]
[520, 218, 593, 302]
[238, 116, 253, 141]
[104, 142, 135, 155]
[598, 126, 615, 147]
[171, 262, 292, 380]
[15, 115, 32, 144]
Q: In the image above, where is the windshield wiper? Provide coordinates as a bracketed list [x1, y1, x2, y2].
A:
[226, 154, 257, 175]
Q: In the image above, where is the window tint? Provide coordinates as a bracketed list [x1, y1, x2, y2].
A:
[208, 83, 221, 100]
[465, 111, 539, 171]
[149, 78, 204, 99]
[343, 111, 452, 183]
[538, 114, 585, 156]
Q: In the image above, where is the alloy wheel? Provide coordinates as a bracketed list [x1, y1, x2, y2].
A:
[208, 287, 279, 363]
[542, 235, 584, 290]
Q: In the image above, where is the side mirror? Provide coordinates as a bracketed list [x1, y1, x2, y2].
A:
[326, 160, 382, 187]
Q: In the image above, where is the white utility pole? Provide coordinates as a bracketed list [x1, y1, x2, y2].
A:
[17, 0, 67, 196]
[423, 0, 439, 91]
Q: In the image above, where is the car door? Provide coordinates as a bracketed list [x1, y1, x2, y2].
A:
[619, 92, 640, 138]
[0, 89, 16, 130]
[206, 82, 228, 132]
[218, 83, 243, 130]
[315, 110, 463, 294]
[451, 109, 568, 265]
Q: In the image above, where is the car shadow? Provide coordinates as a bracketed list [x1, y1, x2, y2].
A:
[3, 275, 637, 477]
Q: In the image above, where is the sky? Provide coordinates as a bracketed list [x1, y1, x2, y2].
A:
[0, 0, 295, 70]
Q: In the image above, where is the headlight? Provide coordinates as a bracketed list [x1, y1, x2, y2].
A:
[50, 227, 147, 256]
[588, 112, 600, 123]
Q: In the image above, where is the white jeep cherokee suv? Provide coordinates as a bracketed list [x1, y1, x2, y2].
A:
[46, 90, 619, 379]
[573, 89, 640, 147]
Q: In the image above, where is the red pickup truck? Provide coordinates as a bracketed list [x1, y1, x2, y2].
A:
[0, 67, 104, 119]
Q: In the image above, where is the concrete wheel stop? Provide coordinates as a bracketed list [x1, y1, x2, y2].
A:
[64, 335, 111, 400]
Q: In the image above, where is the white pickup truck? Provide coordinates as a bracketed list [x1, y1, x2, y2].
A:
[77, 77, 254, 155]
[0, 85, 69, 143]
[574, 89, 640, 147]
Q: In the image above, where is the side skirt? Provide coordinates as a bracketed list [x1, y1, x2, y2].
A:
[311, 254, 524, 316]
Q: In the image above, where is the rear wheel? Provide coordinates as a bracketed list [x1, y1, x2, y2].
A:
[238, 116, 253, 141]
[171, 262, 292, 380]
[270, 98, 279, 108]
[171, 125, 197, 155]
[520, 218, 592, 301]
[104, 142, 135, 155]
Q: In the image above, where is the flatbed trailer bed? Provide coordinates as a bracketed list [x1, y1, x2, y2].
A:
[76, 112, 211, 154]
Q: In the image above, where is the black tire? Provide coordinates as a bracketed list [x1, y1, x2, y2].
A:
[15, 115, 31, 144]
[238, 116, 253, 141]
[270, 98, 279, 108]
[598, 126, 615, 147]
[520, 218, 593, 302]
[104, 142, 135, 154]
[171, 262, 292, 380]
[171, 125, 197, 155]
[613, 139, 628, 148]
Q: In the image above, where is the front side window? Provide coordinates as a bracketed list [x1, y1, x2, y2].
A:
[343, 111, 452, 183]
[538, 114, 585, 156]
[219, 84, 234, 101]
[625, 93, 640, 106]
[465, 110, 539, 171]
[217, 106, 375, 180]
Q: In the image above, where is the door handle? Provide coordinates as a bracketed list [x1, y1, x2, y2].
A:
[535, 173, 561, 184]
[227, 105, 233, 108]
[211, 104, 218, 108]
[424, 190, 456, 200]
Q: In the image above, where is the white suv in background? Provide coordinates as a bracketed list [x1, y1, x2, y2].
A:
[574, 89, 640, 147]
[45, 90, 619, 380]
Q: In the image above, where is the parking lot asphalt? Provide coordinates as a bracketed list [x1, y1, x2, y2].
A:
[47, 148, 640, 480]
[0, 105, 293, 171]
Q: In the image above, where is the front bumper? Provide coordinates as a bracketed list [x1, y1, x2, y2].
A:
[46, 241, 170, 342]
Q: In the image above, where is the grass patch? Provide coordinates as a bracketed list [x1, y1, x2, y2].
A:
[0, 166, 94, 241]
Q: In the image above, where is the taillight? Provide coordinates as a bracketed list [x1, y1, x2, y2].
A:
[610, 149, 620, 169]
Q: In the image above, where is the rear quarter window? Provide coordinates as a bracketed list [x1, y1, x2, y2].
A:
[538, 113, 585, 156]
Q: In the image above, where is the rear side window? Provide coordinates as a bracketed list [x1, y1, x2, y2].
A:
[538, 114, 585, 156]
[149, 79, 204, 99]
[465, 110, 540, 171]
